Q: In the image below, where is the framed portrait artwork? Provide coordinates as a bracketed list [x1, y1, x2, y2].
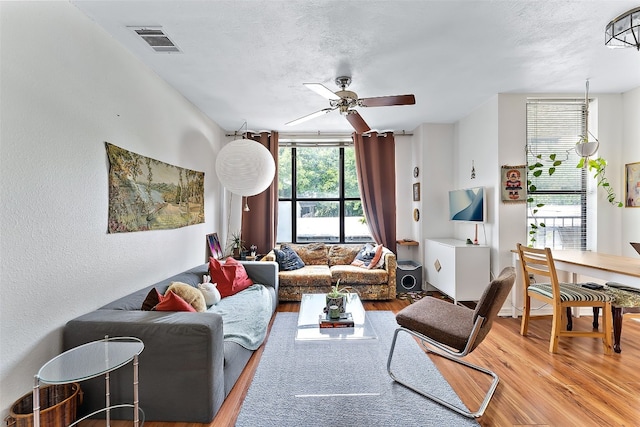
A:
[206, 233, 223, 259]
[413, 182, 420, 201]
[501, 165, 526, 203]
[625, 162, 640, 207]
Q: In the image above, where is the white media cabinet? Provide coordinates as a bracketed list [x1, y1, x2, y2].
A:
[424, 238, 490, 303]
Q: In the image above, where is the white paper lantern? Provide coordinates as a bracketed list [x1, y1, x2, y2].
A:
[215, 139, 276, 196]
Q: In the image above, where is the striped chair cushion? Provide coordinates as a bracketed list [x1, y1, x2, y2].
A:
[528, 283, 613, 302]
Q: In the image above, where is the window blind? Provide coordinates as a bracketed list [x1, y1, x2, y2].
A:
[526, 100, 587, 250]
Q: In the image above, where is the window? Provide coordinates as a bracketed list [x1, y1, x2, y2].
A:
[276, 144, 372, 243]
[526, 100, 588, 250]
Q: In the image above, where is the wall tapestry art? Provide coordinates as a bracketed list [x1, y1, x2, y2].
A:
[501, 165, 526, 203]
[106, 142, 204, 233]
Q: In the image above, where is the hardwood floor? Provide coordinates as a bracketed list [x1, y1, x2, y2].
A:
[79, 297, 640, 427]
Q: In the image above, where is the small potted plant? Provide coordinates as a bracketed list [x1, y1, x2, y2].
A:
[229, 231, 245, 259]
[325, 280, 352, 316]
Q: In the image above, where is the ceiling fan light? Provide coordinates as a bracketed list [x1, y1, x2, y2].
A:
[605, 7, 640, 50]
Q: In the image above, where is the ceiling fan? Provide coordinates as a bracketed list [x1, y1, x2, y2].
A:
[285, 76, 416, 133]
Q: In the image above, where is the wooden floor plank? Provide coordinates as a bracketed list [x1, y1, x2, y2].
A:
[79, 296, 640, 427]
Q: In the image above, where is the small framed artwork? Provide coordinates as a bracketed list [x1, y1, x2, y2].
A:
[501, 165, 526, 203]
[413, 182, 420, 201]
[625, 162, 640, 207]
[206, 233, 223, 259]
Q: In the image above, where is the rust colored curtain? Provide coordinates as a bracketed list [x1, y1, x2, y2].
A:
[241, 131, 278, 256]
[353, 132, 397, 250]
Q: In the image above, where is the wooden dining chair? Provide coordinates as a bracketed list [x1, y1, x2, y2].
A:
[516, 243, 613, 354]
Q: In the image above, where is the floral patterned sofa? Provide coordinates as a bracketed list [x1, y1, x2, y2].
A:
[262, 242, 396, 301]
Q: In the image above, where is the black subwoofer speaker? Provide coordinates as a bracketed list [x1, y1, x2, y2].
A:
[396, 261, 423, 292]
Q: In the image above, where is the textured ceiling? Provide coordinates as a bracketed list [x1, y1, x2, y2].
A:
[71, 0, 640, 134]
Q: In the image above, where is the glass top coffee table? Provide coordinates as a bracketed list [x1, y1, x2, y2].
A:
[295, 293, 378, 341]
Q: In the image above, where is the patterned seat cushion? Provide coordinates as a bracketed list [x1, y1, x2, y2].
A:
[602, 286, 640, 308]
[528, 282, 613, 302]
[277, 265, 332, 288]
[329, 265, 388, 285]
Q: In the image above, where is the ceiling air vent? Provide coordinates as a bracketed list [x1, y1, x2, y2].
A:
[129, 27, 181, 53]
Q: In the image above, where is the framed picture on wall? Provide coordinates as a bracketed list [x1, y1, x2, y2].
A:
[625, 162, 640, 207]
[413, 182, 420, 201]
[501, 165, 527, 203]
[206, 233, 223, 259]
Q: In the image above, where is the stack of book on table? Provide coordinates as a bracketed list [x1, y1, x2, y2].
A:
[319, 312, 354, 328]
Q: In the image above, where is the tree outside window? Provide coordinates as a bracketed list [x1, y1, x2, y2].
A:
[277, 145, 372, 243]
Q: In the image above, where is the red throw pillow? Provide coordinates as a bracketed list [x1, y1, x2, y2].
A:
[154, 290, 196, 312]
[209, 256, 254, 298]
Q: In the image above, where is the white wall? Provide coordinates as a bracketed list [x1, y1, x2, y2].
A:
[395, 134, 418, 262]
[622, 87, 640, 257]
[454, 97, 498, 251]
[416, 123, 455, 241]
[0, 2, 223, 415]
[496, 94, 529, 273]
[592, 94, 624, 255]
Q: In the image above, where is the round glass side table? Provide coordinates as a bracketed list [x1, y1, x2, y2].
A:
[34, 336, 144, 427]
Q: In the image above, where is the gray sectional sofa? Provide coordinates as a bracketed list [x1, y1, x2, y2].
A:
[63, 260, 278, 423]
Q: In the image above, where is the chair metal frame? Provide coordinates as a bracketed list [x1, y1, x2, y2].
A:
[387, 314, 498, 419]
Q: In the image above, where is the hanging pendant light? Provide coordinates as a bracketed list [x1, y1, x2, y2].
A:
[215, 138, 276, 197]
[575, 80, 599, 159]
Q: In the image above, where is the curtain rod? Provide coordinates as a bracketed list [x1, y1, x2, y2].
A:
[224, 130, 414, 138]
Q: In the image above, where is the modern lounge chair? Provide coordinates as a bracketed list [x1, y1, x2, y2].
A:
[516, 243, 613, 355]
[387, 266, 515, 418]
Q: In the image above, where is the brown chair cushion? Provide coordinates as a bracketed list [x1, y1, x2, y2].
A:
[396, 297, 474, 351]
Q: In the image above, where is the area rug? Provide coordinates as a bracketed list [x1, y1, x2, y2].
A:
[236, 311, 479, 427]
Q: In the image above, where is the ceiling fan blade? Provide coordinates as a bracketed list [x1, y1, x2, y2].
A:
[285, 108, 335, 127]
[303, 83, 341, 100]
[360, 94, 416, 107]
[345, 110, 371, 133]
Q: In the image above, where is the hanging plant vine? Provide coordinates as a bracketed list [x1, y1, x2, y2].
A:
[576, 156, 623, 207]
[527, 153, 564, 246]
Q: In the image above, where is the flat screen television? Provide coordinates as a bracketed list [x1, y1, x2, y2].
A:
[448, 186, 486, 222]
